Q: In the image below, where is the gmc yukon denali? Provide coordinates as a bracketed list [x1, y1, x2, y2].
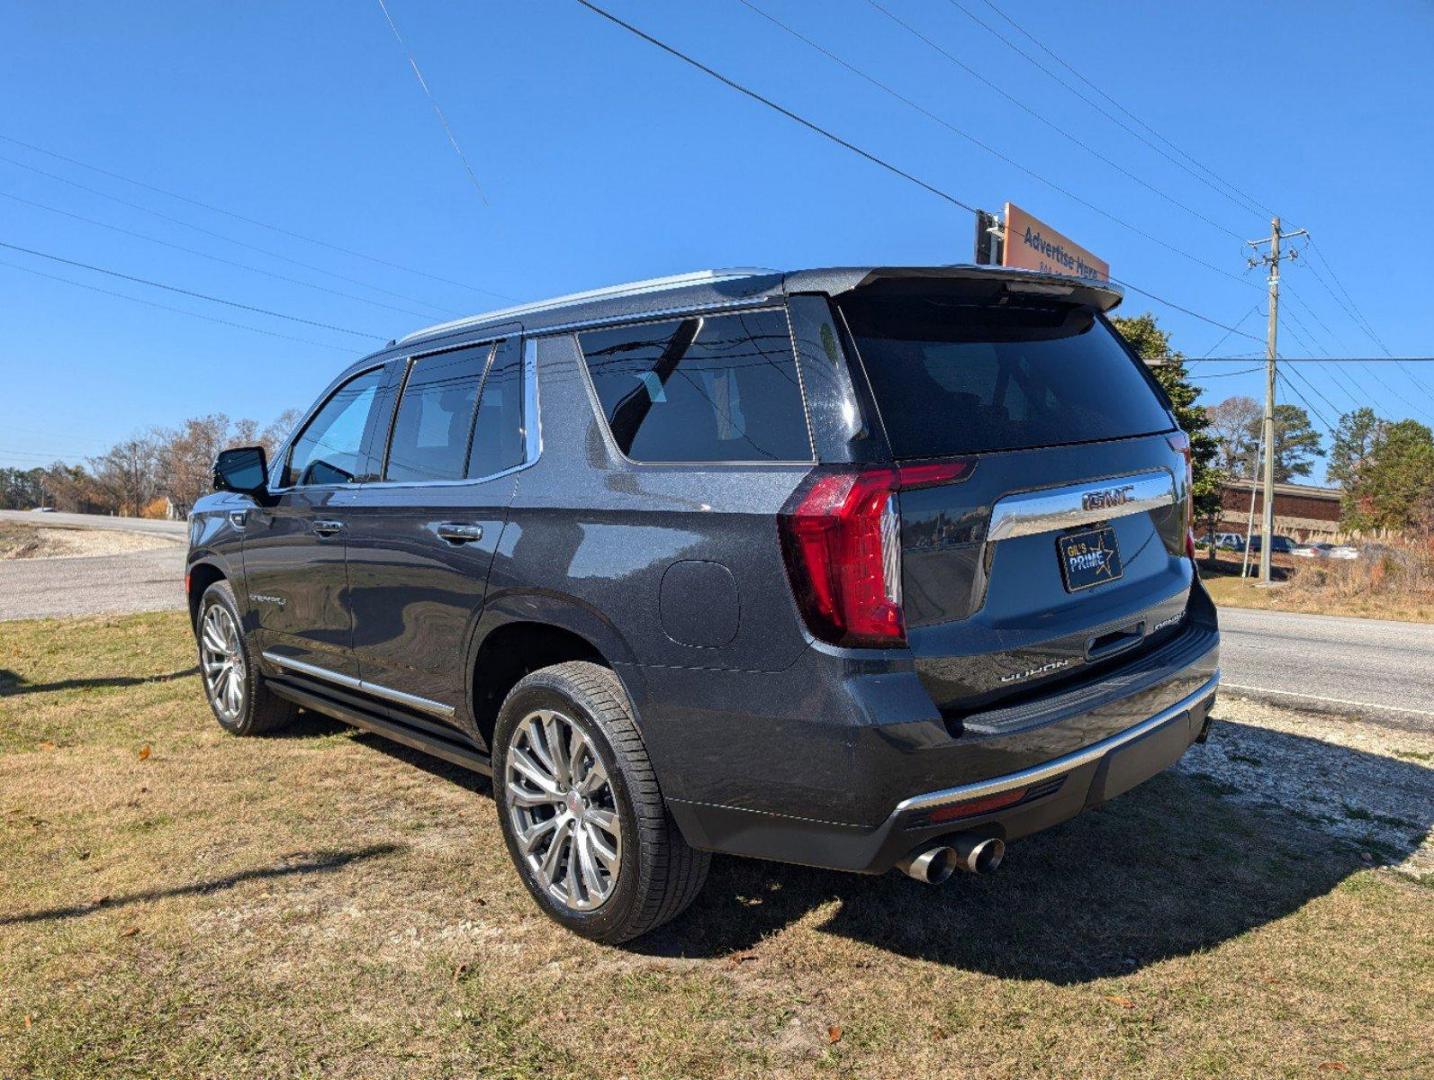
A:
[187, 265, 1220, 942]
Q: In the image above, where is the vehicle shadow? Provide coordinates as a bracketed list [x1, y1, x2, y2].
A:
[0, 666, 199, 697]
[634, 722, 1430, 985]
[0, 843, 401, 927]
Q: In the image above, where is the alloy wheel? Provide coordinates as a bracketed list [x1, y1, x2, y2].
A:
[200, 603, 246, 723]
[504, 708, 623, 911]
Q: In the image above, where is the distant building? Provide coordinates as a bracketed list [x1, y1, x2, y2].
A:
[1216, 478, 1342, 540]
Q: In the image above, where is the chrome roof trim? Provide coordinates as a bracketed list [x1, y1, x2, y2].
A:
[398, 268, 779, 345]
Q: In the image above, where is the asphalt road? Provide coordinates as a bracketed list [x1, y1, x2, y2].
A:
[0, 509, 187, 537]
[0, 511, 187, 621]
[0, 547, 187, 621]
[1218, 607, 1434, 730]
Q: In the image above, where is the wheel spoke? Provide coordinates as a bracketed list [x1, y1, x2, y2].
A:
[523, 713, 560, 776]
[202, 626, 226, 654]
[509, 747, 562, 797]
[543, 714, 572, 787]
[576, 827, 606, 897]
[538, 817, 574, 885]
[587, 824, 620, 873]
[518, 814, 559, 854]
[585, 807, 618, 837]
[564, 829, 583, 902]
[578, 758, 609, 796]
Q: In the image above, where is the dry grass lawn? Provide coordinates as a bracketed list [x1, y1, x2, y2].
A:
[2, 613, 1431, 1078]
[1198, 548, 1434, 622]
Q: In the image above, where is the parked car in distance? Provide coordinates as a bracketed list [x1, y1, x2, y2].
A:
[186, 265, 1219, 942]
[1214, 532, 1245, 550]
[1290, 542, 1332, 558]
[30, 506, 55, 513]
[1246, 534, 1297, 554]
[1327, 545, 1361, 560]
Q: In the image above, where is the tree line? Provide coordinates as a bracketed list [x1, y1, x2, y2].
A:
[1109, 314, 1433, 540]
[0, 410, 301, 517]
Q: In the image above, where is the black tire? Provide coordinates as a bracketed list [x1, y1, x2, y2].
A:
[492, 661, 709, 944]
[195, 580, 297, 736]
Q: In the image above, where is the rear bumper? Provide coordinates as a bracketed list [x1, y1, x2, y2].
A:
[667, 668, 1218, 875]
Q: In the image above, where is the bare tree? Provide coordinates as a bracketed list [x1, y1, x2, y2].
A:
[1206, 396, 1262, 477]
[89, 436, 160, 517]
[260, 407, 303, 457]
[152, 414, 245, 516]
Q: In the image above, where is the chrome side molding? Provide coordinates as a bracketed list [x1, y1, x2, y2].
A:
[262, 651, 456, 720]
[986, 469, 1175, 542]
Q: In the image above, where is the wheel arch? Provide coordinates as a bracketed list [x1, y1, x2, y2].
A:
[467, 592, 642, 752]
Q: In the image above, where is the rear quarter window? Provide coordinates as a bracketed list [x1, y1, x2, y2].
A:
[839, 293, 1173, 459]
[577, 309, 812, 463]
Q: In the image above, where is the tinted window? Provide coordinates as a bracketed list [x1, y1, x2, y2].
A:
[578, 309, 811, 462]
[285, 367, 384, 486]
[468, 337, 526, 477]
[840, 291, 1173, 458]
[385, 346, 489, 482]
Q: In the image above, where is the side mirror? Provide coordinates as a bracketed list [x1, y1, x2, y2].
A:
[213, 446, 269, 498]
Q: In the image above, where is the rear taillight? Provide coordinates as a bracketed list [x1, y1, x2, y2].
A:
[1167, 432, 1196, 561]
[778, 460, 973, 648]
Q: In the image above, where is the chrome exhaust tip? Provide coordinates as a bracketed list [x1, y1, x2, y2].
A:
[953, 834, 1005, 874]
[895, 845, 958, 884]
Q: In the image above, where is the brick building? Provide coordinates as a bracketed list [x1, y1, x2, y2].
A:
[1216, 478, 1343, 540]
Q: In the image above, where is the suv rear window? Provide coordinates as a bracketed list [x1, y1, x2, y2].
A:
[839, 289, 1173, 459]
[578, 309, 812, 463]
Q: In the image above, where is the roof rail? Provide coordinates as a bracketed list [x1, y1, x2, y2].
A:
[397, 267, 779, 345]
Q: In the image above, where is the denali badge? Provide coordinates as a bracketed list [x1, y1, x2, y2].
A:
[1000, 658, 1074, 684]
[1081, 484, 1136, 512]
[249, 593, 285, 608]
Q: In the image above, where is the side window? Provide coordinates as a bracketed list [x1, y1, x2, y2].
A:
[384, 346, 491, 483]
[467, 337, 526, 477]
[577, 309, 811, 463]
[284, 367, 384, 487]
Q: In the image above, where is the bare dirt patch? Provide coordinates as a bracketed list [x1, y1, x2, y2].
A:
[0, 523, 181, 560]
[1, 613, 1430, 1079]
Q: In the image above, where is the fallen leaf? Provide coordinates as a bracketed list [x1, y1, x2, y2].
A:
[1105, 995, 1135, 1009]
[827, 1025, 842, 1044]
[722, 951, 759, 970]
[452, 962, 469, 984]
[1318, 1065, 1349, 1074]
[38, 741, 56, 751]
[120, 926, 139, 938]
[137, 745, 151, 761]
[90, 894, 111, 907]
[24, 1014, 32, 1031]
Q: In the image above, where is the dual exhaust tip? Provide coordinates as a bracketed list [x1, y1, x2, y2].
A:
[896, 835, 1005, 884]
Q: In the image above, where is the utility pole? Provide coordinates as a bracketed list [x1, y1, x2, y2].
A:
[1247, 216, 1307, 584]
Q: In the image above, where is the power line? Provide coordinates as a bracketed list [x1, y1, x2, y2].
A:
[0, 151, 454, 316]
[1188, 366, 1265, 379]
[0, 133, 511, 300]
[0, 189, 441, 320]
[729, 0, 1260, 291]
[961, 0, 1278, 224]
[1276, 369, 1336, 436]
[0, 240, 385, 340]
[1107, 277, 1264, 343]
[375, 0, 489, 206]
[0, 257, 360, 353]
[857, 0, 1245, 241]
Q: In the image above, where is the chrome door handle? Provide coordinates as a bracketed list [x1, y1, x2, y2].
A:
[312, 519, 345, 538]
[435, 522, 484, 544]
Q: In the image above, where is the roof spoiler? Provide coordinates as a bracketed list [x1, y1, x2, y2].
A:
[785, 265, 1123, 313]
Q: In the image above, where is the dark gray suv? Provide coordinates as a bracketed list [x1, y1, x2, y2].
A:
[188, 265, 1219, 942]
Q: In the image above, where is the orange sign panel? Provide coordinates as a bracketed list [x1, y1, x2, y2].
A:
[1002, 202, 1109, 283]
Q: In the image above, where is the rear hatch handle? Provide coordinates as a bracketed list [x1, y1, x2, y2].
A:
[1085, 620, 1145, 662]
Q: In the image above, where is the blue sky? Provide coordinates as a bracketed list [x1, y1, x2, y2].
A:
[3, 1, 1432, 480]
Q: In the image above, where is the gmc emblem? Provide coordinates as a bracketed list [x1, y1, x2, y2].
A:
[1081, 484, 1136, 512]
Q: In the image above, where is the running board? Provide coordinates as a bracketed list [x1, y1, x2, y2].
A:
[267, 680, 493, 776]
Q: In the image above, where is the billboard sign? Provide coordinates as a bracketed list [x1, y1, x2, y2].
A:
[1002, 202, 1109, 283]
